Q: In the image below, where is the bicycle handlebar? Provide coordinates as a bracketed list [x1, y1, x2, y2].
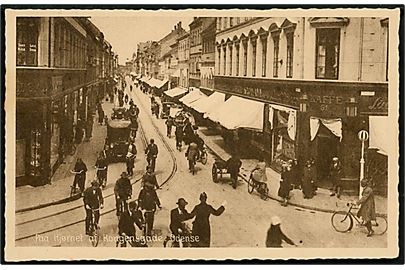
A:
[71, 170, 84, 174]
[94, 166, 107, 170]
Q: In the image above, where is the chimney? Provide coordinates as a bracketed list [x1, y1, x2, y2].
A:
[178, 22, 182, 29]
[174, 24, 177, 30]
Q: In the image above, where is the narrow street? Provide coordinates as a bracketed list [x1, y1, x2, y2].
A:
[14, 76, 387, 248]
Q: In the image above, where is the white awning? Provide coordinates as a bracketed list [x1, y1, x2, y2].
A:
[171, 69, 180, 78]
[191, 91, 225, 115]
[207, 96, 264, 130]
[147, 78, 168, 88]
[179, 89, 208, 107]
[369, 116, 394, 156]
[164, 87, 188, 98]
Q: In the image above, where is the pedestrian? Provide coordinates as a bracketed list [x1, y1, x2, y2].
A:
[265, 216, 296, 248]
[97, 103, 104, 125]
[145, 138, 158, 172]
[85, 115, 94, 141]
[83, 180, 104, 235]
[226, 153, 242, 189]
[165, 117, 174, 138]
[189, 192, 226, 247]
[183, 120, 194, 145]
[356, 178, 376, 237]
[155, 103, 160, 119]
[175, 125, 183, 151]
[186, 141, 199, 173]
[278, 162, 293, 206]
[290, 159, 301, 189]
[302, 160, 316, 199]
[329, 157, 343, 198]
[117, 200, 145, 247]
[75, 118, 84, 144]
[73, 158, 87, 194]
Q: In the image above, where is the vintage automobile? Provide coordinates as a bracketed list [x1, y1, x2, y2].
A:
[111, 107, 128, 120]
[105, 117, 131, 162]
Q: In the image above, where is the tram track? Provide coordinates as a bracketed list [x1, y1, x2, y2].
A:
[15, 82, 178, 243]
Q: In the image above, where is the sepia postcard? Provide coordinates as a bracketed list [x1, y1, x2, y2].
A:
[3, 6, 402, 262]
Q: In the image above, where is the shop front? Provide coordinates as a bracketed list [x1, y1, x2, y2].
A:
[214, 76, 388, 194]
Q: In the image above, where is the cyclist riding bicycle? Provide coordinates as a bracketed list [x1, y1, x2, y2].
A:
[142, 166, 160, 190]
[137, 183, 162, 236]
[114, 172, 132, 216]
[186, 142, 199, 173]
[145, 139, 158, 172]
[169, 198, 193, 247]
[72, 158, 88, 194]
[83, 180, 104, 235]
[95, 151, 108, 187]
[117, 200, 145, 247]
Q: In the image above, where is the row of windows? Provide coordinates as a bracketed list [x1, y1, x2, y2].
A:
[190, 28, 201, 47]
[16, 17, 112, 70]
[217, 28, 340, 80]
[53, 19, 87, 69]
[217, 17, 254, 32]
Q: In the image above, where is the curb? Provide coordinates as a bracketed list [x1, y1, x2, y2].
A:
[203, 141, 386, 217]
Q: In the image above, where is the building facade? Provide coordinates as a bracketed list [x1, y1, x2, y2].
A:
[200, 18, 217, 92]
[214, 17, 389, 194]
[178, 32, 190, 88]
[16, 17, 115, 186]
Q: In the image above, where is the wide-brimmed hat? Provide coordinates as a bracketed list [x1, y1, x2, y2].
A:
[271, 216, 281, 226]
[332, 157, 339, 161]
[176, 198, 188, 206]
[121, 172, 128, 177]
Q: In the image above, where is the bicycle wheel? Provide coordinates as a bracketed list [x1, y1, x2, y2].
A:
[372, 215, 388, 235]
[331, 211, 353, 233]
[247, 177, 255, 194]
[163, 235, 174, 247]
[260, 184, 269, 200]
[89, 225, 99, 247]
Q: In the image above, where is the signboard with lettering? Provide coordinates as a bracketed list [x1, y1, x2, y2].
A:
[214, 76, 388, 117]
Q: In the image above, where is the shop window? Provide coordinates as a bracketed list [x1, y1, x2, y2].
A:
[251, 39, 257, 77]
[235, 43, 240, 76]
[30, 129, 41, 176]
[286, 32, 294, 78]
[272, 33, 280, 78]
[16, 17, 39, 66]
[261, 36, 267, 77]
[229, 44, 233, 75]
[243, 40, 248, 76]
[316, 28, 340, 80]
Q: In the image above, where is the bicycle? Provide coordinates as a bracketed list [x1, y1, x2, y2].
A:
[70, 170, 84, 197]
[331, 203, 387, 235]
[197, 147, 208, 165]
[163, 221, 193, 248]
[88, 208, 100, 247]
[116, 196, 130, 218]
[140, 208, 156, 238]
[247, 174, 269, 200]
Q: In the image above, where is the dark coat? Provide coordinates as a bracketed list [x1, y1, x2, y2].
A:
[226, 157, 242, 174]
[357, 186, 376, 223]
[302, 166, 316, 198]
[329, 162, 343, 183]
[265, 225, 295, 248]
[142, 172, 159, 189]
[114, 177, 132, 198]
[170, 207, 192, 235]
[95, 157, 108, 178]
[190, 202, 225, 247]
[137, 188, 161, 211]
[118, 210, 143, 236]
[83, 187, 104, 209]
[186, 142, 199, 161]
[145, 143, 158, 158]
[278, 169, 293, 198]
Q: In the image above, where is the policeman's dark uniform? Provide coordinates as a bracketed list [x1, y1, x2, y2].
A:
[114, 174, 132, 215]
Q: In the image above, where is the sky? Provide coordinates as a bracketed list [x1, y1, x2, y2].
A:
[90, 15, 194, 65]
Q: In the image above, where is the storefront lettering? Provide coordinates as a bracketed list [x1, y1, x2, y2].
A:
[242, 87, 263, 98]
[368, 97, 388, 111]
[309, 95, 343, 105]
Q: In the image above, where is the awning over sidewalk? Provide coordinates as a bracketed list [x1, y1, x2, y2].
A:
[171, 69, 180, 78]
[207, 96, 264, 130]
[192, 91, 225, 114]
[147, 78, 168, 88]
[179, 89, 208, 107]
[164, 87, 188, 98]
[369, 116, 393, 156]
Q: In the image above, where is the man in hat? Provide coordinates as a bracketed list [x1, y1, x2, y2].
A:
[189, 192, 226, 247]
[165, 117, 174, 138]
[73, 157, 88, 194]
[356, 178, 376, 237]
[126, 140, 137, 177]
[142, 166, 160, 190]
[226, 153, 242, 189]
[83, 180, 104, 235]
[169, 198, 193, 247]
[329, 157, 343, 198]
[114, 172, 132, 216]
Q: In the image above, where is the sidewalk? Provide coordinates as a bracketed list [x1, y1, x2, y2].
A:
[15, 100, 114, 212]
[197, 126, 387, 215]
